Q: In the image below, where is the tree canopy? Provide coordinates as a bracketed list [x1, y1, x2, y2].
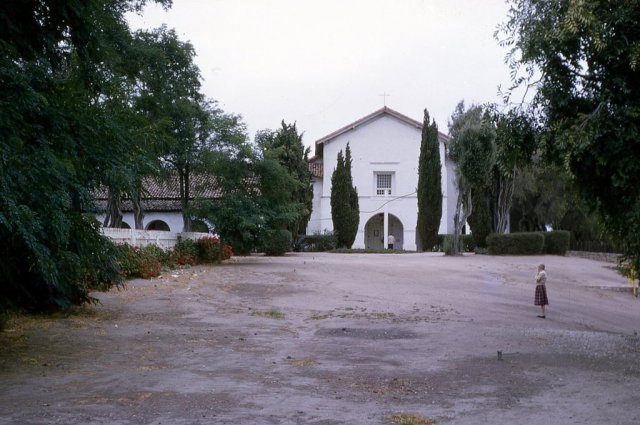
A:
[499, 0, 640, 270]
[448, 102, 496, 254]
[0, 0, 173, 311]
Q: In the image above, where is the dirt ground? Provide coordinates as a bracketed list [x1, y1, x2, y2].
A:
[1, 252, 639, 425]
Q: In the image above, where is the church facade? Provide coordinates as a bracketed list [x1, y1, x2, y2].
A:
[306, 106, 458, 251]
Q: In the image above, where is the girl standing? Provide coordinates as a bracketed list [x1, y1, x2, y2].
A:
[534, 264, 548, 318]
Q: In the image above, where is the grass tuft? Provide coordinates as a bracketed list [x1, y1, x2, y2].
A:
[251, 309, 285, 319]
[388, 413, 436, 425]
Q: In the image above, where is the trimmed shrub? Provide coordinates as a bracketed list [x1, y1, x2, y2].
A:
[263, 229, 292, 256]
[443, 235, 455, 255]
[436, 234, 475, 253]
[294, 233, 338, 252]
[542, 230, 570, 255]
[486, 232, 545, 255]
[461, 234, 476, 252]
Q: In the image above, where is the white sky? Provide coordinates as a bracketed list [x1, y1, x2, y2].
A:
[127, 0, 513, 150]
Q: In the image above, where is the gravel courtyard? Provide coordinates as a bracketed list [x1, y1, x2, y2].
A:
[1, 252, 639, 425]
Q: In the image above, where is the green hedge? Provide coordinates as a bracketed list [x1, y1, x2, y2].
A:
[542, 230, 570, 255]
[263, 229, 292, 256]
[486, 232, 545, 255]
[436, 234, 476, 252]
[486, 231, 570, 255]
[294, 233, 338, 252]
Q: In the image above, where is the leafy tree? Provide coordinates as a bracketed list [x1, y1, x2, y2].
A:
[255, 121, 313, 237]
[491, 110, 537, 233]
[448, 102, 496, 255]
[330, 144, 359, 248]
[195, 128, 303, 255]
[0, 0, 170, 311]
[416, 108, 442, 251]
[499, 0, 640, 270]
[132, 26, 212, 232]
[511, 162, 570, 232]
[468, 188, 492, 248]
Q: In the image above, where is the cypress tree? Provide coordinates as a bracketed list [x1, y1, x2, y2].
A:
[344, 143, 360, 247]
[331, 144, 359, 248]
[416, 109, 442, 251]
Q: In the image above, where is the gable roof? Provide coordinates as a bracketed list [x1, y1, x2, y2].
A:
[315, 106, 450, 152]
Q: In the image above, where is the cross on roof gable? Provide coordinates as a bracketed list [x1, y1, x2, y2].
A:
[314, 106, 449, 156]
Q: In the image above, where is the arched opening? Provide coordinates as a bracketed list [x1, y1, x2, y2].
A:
[119, 222, 131, 229]
[146, 220, 170, 231]
[191, 220, 210, 233]
[364, 213, 404, 250]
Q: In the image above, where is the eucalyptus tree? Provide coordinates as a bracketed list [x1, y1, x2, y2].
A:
[491, 110, 537, 233]
[448, 102, 496, 255]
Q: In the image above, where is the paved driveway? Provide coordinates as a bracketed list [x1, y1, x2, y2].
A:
[1, 253, 638, 424]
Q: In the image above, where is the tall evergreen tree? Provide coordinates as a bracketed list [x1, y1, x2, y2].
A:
[344, 144, 360, 247]
[255, 121, 313, 237]
[330, 144, 359, 248]
[416, 109, 442, 251]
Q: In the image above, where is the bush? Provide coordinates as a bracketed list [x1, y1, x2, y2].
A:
[461, 234, 476, 252]
[436, 234, 475, 253]
[443, 235, 455, 255]
[112, 237, 234, 281]
[172, 238, 198, 266]
[114, 244, 166, 279]
[486, 232, 545, 255]
[196, 236, 233, 263]
[542, 230, 570, 255]
[294, 232, 338, 252]
[263, 229, 292, 256]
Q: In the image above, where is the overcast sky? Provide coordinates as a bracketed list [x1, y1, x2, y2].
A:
[127, 0, 513, 149]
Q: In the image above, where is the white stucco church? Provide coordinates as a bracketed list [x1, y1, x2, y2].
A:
[306, 106, 458, 251]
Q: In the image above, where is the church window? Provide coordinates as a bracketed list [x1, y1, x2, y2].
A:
[376, 173, 393, 196]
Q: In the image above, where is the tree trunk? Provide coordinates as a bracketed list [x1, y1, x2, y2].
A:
[103, 188, 123, 228]
[495, 169, 516, 234]
[453, 187, 473, 255]
[180, 169, 192, 232]
[131, 186, 144, 230]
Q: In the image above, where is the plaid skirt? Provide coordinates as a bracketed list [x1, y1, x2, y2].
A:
[534, 284, 549, 306]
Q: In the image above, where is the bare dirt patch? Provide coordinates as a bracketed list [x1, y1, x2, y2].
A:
[1, 253, 639, 424]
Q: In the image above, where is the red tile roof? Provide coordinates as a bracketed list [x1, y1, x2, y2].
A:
[94, 174, 222, 212]
[309, 162, 323, 178]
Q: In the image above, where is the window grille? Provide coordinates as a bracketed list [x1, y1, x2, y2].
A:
[376, 173, 392, 195]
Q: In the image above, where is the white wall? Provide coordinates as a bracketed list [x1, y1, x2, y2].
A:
[310, 113, 457, 250]
[307, 176, 325, 234]
[100, 228, 209, 249]
[95, 212, 185, 232]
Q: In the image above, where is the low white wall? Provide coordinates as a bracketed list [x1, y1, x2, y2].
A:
[101, 228, 210, 250]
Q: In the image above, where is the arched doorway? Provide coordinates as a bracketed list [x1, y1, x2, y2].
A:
[364, 213, 404, 250]
[146, 220, 170, 231]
